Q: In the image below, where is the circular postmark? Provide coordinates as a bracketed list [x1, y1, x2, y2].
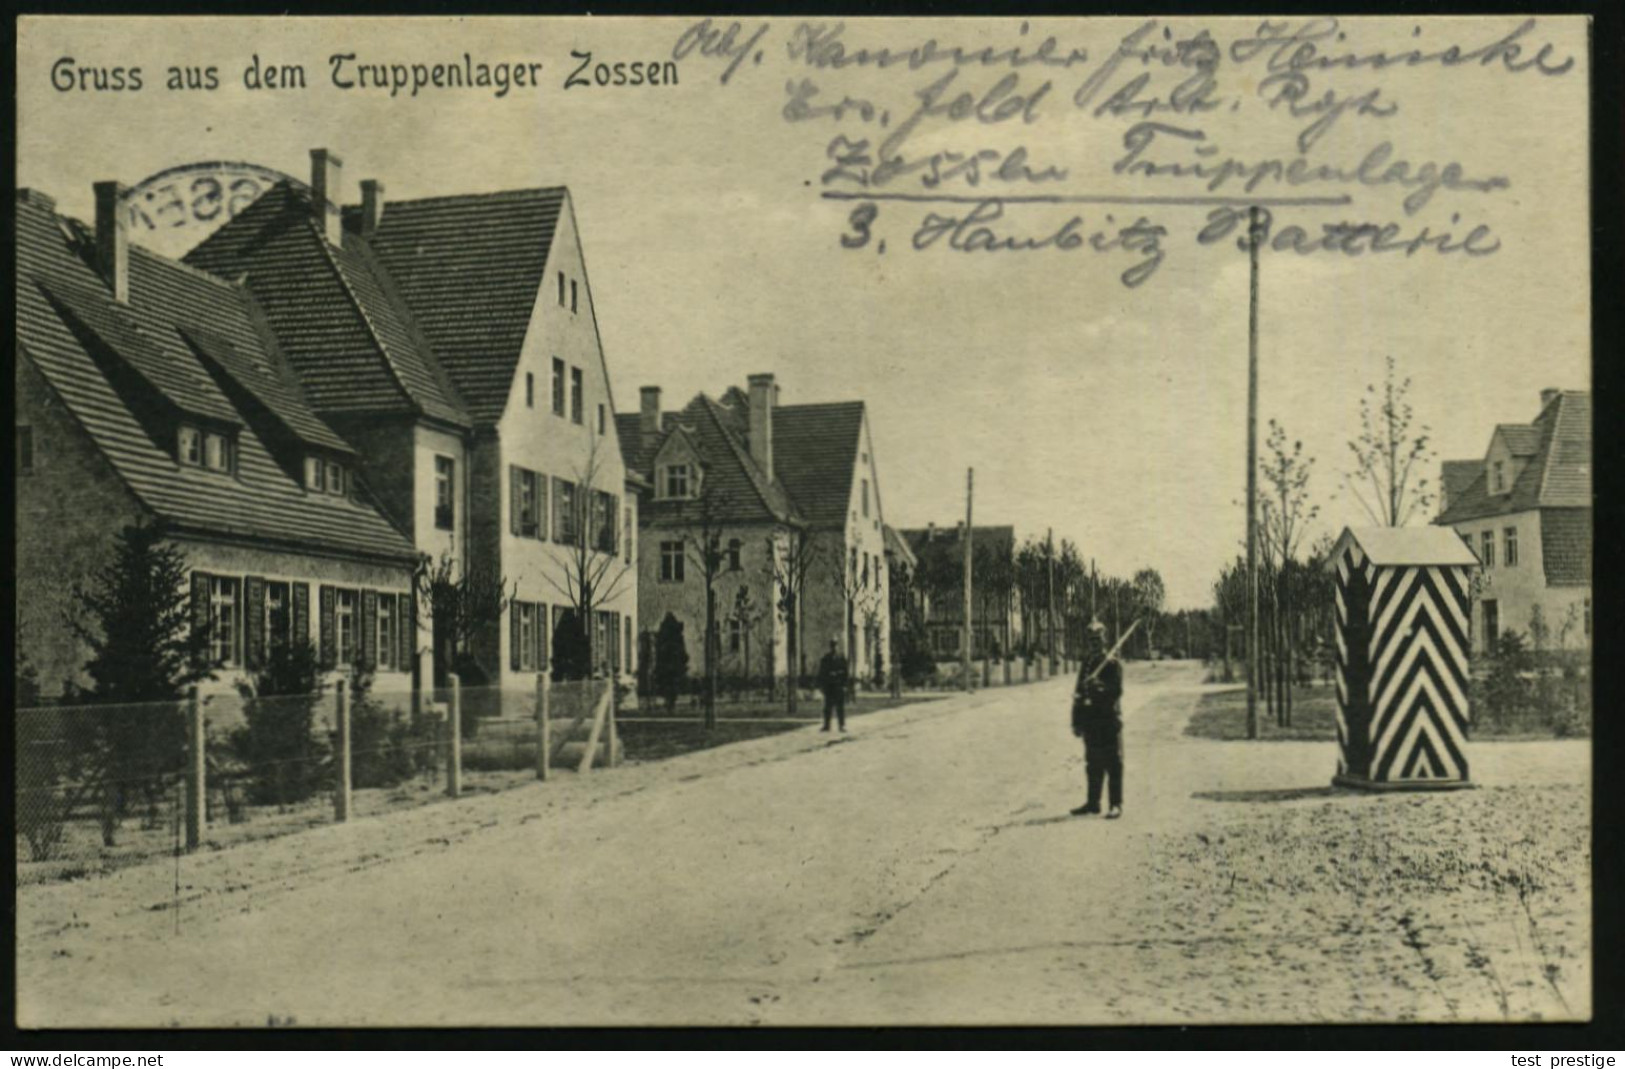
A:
[120, 160, 302, 258]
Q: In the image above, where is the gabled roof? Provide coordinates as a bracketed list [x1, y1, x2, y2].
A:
[15, 192, 417, 564]
[1436, 391, 1591, 524]
[183, 183, 469, 428]
[344, 187, 568, 425]
[1327, 526, 1480, 570]
[619, 390, 870, 530]
[772, 402, 867, 526]
[1494, 424, 1542, 456]
[899, 525, 1017, 553]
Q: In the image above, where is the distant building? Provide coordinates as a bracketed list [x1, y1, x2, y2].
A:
[898, 525, 1021, 661]
[616, 374, 891, 685]
[1434, 389, 1591, 653]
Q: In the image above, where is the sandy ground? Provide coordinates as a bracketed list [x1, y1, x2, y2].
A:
[16, 662, 1589, 1027]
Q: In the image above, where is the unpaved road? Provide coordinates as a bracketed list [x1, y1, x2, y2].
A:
[17, 663, 1589, 1026]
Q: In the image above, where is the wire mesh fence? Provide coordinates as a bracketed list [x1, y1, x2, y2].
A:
[15, 676, 615, 885]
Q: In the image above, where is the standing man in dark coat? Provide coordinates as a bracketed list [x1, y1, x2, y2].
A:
[818, 636, 850, 732]
[1071, 619, 1124, 818]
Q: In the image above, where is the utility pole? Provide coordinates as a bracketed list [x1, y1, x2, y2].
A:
[962, 469, 974, 692]
[1246, 203, 1262, 741]
[1046, 527, 1057, 672]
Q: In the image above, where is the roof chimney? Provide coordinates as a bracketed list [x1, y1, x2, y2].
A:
[93, 181, 128, 303]
[927, 522, 936, 542]
[309, 148, 344, 245]
[640, 386, 662, 439]
[1540, 387, 1560, 411]
[747, 373, 776, 480]
[359, 179, 385, 238]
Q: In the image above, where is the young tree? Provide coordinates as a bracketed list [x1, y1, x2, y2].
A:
[1259, 419, 1320, 725]
[1131, 569, 1166, 657]
[68, 521, 215, 845]
[542, 434, 636, 678]
[652, 612, 690, 714]
[1344, 355, 1437, 527]
[672, 466, 732, 728]
[414, 545, 515, 686]
[728, 583, 768, 690]
[769, 526, 822, 714]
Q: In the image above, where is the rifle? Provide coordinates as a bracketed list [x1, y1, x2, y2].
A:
[1077, 617, 1143, 688]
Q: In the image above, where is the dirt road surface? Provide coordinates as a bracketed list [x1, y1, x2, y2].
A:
[17, 662, 1589, 1027]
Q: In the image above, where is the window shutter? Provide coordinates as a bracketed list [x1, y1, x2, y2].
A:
[293, 582, 311, 647]
[550, 477, 561, 542]
[509, 466, 522, 536]
[191, 572, 210, 662]
[361, 589, 378, 669]
[398, 593, 413, 669]
[536, 472, 549, 540]
[510, 603, 522, 671]
[319, 585, 336, 669]
[244, 576, 266, 671]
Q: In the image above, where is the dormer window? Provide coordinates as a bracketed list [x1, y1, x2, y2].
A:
[1492, 460, 1506, 493]
[663, 463, 691, 499]
[179, 424, 233, 473]
[305, 455, 349, 497]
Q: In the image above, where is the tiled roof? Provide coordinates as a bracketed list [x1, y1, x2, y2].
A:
[772, 402, 866, 527]
[1440, 460, 1480, 506]
[1436, 391, 1591, 525]
[1495, 424, 1542, 456]
[882, 524, 917, 569]
[620, 393, 868, 531]
[345, 188, 567, 425]
[635, 394, 798, 527]
[899, 525, 1017, 555]
[1539, 509, 1592, 586]
[183, 183, 469, 427]
[16, 193, 417, 564]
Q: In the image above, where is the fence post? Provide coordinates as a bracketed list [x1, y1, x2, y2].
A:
[446, 672, 462, 798]
[186, 686, 204, 852]
[334, 680, 352, 822]
[536, 672, 551, 781]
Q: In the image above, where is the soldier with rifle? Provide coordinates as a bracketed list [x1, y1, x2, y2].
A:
[1070, 617, 1133, 819]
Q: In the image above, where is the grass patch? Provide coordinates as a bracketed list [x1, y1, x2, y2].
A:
[617, 720, 805, 762]
[1185, 684, 1339, 741]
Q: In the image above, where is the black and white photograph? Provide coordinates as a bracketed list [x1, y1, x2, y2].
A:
[11, 13, 1594, 1028]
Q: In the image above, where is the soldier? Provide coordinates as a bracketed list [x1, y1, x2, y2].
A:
[1070, 619, 1124, 819]
[818, 636, 850, 733]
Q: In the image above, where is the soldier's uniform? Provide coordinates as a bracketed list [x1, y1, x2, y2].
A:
[1071, 628, 1124, 818]
[818, 640, 850, 732]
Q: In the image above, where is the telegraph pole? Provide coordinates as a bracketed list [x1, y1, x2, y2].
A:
[1245, 204, 1262, 741]
[962, 469, 974, 692]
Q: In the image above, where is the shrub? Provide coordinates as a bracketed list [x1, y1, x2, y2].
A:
[551, 609, 591, 682]
[348, 668, 424, 789]
[232, 640, 329, 807]
[653, 613, 690, 713]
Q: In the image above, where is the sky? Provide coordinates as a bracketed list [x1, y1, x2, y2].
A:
[16, 15, 1591, 608]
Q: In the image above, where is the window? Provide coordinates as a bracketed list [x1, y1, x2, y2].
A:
[265, 581, 292, 657]
[1503, 526, 1519, 567]
[663, 463, 690, 499]
[335, 589, 358, 666]
[515, 467, 541, 537]
[1481, 530, 1495, 568]
[624, 506, 634, 565]
[594, 491, 618, 554]
[552, 358, 566, 416]
[558, 271, 566, 306]
[850, 546, 858, 580]
[727, 539, 742, 572]
[553, 478, 577, 544]
[205, 432, 232, 473]
[862, 479, 870, 517]
[305, 455, 324, 491]
[1493, 461, 1506, 493]
[598, 403, 606, 436]
[326, 461, 345, 497]
[660, 540, 685, 583]
[862, 553, 870, 588]
[377, 596, 396, 671]
[179, 425, 203, 466]
[208, 576, 240, 666]
[518, 603, 538, 671]
[434, 456, 455, 530]
[571, 279, 578, 314]
[17, 426, 33, 474]
[1482, 598, 1499, 648]
[526, 372, 535, 408]
[728, 617, 743, 654]
[570, 366, 584, 424]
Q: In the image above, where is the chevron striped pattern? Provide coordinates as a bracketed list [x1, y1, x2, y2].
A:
[1334, 546, 1473, 787]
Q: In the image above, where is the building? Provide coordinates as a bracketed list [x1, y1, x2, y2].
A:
[897, 525, 1022, 661]
[1434, 389, 1591, 653]
[616, 375, 892, 686]
[16, 185, 418, 699]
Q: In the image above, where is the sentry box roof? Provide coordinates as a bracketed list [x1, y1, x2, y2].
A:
[1326, 526, 1483, 571]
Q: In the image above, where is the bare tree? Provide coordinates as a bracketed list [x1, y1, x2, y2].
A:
[541, 433, 635, 679]
[1131, 568, 1166, 657]
[670, 465, 732, 729]
[1344, 355, 1436, 527]
[414, 543, 516, 685]
[728, 582, 769, 693]
[769, 526, 822, 714]
[1259, 419, 1320, 726]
